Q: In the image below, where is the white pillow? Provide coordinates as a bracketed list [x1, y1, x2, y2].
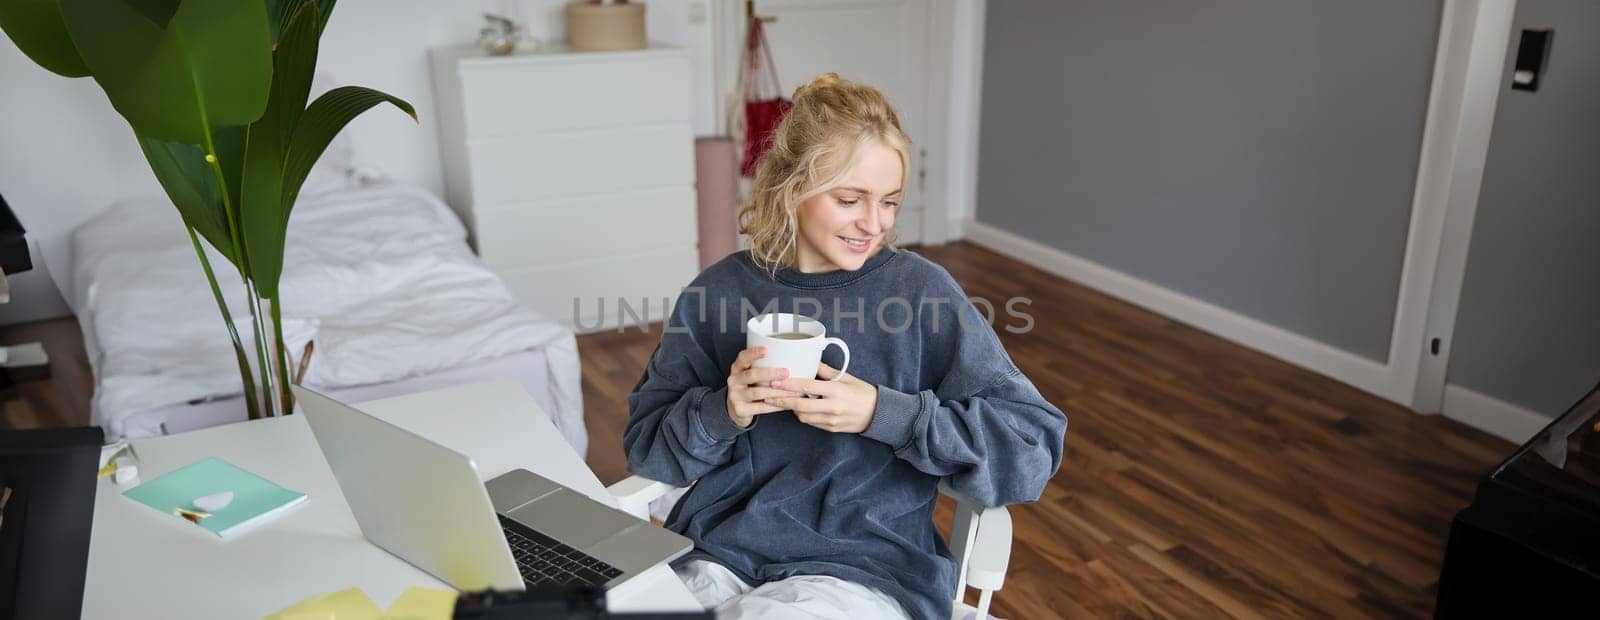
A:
[300, 73, 355, 197]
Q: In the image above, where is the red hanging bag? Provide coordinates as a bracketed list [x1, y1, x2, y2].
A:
[738, 18, 790, 177]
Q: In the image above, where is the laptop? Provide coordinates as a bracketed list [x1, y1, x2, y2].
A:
[293, 385, 692, 593]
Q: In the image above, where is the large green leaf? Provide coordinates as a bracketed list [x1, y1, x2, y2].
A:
[240, 125, 284, 294]
[266, 1, 321, 146]
[284, 86, 416, 209]
[0, 0, 90, 77]
[135, 134, 237, 264]
[120, 0, 178, 27]
[264, 0, 337, 50]
[239, 0, 321, 299]
[58, 0, 271, 143]
[266, 0, 293, 44]
[245, 85, 413, 298]
[314, 0, 338, 38]
[212, 125, 248, 229]
[247, 1, 330, 293]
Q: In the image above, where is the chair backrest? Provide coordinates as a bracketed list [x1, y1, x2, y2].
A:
[939, 481, 1011, 617]
[614, 474, 1011, 617]
[0, 427, 103, 620]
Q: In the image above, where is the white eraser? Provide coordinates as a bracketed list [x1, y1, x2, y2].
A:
[194, 491, 234, 512]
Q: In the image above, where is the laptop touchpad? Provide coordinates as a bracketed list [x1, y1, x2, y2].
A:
[507, 489, 641, 549]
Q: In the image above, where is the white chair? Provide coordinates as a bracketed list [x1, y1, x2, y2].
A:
[607, 475, 1013, 620]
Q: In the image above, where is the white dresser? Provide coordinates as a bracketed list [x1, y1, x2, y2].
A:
[431, 44, 699, 333]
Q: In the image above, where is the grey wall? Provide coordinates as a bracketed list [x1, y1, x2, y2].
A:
[976, 0, 1441, 362]
[1448, 0, 1600, 417]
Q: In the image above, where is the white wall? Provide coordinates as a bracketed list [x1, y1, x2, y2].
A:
[0, 47, 161, 322]
[0, 0, 718, 325]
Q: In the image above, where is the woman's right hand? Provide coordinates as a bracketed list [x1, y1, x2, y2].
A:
[726, 346, 799, 428]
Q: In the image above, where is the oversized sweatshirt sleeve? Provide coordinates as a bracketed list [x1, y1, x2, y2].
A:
[863, 368, 1067, 507]
[859, 272, 1068, 507]
[622, 286, 751, 487]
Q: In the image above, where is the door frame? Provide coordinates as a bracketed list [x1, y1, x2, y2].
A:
[936, 0, 985, 245]
[710, 0, 958, 245]
[1390, 0, 1518, 413]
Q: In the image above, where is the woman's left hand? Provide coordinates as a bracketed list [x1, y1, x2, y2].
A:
[765, 363, 878, 433]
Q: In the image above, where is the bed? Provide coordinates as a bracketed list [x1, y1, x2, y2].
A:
[66, 178, 587, 456]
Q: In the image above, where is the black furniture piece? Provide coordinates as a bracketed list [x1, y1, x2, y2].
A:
[1435, 381, 1600, 617]
[0, 193, 30, 276]
[455, 586, 713, 619]
[0, 427, 103, 620]
[0, 192, 48, 392]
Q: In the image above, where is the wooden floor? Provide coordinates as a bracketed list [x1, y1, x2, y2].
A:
[578, 241, 1514, 619]
[0, 316, 93, 430]
[3, 240, 1514, 618]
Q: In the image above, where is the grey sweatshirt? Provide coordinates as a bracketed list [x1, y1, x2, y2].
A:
[623, 247, 1068, 619]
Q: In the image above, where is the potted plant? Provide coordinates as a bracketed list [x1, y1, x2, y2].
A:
[0, 0, 415, 419]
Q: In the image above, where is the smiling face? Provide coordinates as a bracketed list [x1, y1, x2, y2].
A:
[793, 141, 904, 273]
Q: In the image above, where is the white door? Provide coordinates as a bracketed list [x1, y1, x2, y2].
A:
[717, 0, 935, 245]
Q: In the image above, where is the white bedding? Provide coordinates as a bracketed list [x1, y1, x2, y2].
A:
[123, 348, 562, 442]
[70, 182, 584, 447]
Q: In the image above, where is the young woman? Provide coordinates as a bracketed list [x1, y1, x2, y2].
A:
[624, 73, 1067, 619]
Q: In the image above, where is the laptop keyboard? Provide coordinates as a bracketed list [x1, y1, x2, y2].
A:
[499, 515, 625, 589]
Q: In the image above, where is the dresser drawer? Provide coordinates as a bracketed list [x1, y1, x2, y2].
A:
[458, 52, 690, 137]
[498, 246, 700, 332]
[474, 187, 697, 269]
[466, 123, 693, 204]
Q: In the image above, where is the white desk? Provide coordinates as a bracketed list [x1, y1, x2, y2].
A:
[82, 381, 701, 619]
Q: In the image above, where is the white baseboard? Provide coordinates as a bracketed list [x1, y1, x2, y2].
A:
[961, 220, 1400, 404]
[1442, 384, 1551, 444]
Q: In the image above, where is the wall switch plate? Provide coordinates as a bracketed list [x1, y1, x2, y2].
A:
[1512, 29, 1553, 92]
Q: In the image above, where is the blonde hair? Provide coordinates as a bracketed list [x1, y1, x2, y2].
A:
[738, 73, 912, 279]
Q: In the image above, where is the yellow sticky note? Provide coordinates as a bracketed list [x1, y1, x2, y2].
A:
[382, 587, 458, 619]
[263, 587, 382, 620]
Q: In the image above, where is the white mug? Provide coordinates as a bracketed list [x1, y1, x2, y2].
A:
[746, 313, 850, 381]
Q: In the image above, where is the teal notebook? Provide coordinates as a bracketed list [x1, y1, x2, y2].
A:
[123, 457, 307, 538]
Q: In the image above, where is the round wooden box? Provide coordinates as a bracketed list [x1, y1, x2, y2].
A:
[565, 2, 647, 52]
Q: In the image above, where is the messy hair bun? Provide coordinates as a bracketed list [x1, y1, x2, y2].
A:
[738, 72, 912, 278]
